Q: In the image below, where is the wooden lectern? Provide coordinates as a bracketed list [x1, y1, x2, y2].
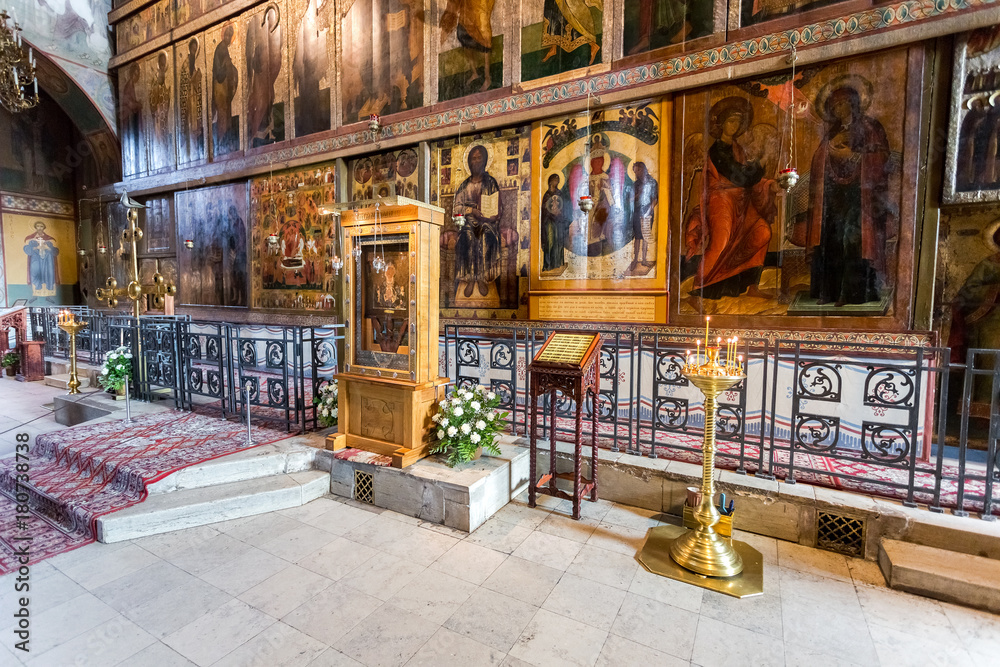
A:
[325, 198, 449, 468]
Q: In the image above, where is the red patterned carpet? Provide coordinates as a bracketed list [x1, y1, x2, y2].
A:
[0, 410, 291, 575]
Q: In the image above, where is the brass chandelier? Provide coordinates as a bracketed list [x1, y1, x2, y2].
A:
[0, 9, 38, 114]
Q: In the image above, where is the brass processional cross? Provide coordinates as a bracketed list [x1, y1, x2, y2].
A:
[95, 191, 177, 317]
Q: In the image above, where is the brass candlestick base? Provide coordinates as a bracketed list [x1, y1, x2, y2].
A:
[671, 354, 745, 577]
[57, 318, 88, 395]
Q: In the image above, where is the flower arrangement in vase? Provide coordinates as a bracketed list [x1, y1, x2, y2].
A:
[98, 345, 134, 394]
[314, 380, 339, 428]
[430, 385, 508, 467]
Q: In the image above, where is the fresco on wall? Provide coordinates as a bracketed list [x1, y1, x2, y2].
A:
[622, 0, 716, 55]
[119, 62, 147, 178]
[349, 147, 421, 201]
[206, 20, 244, 158]
[176, 184, 249, 307]
[0, 95, 75, 199]
[431, 126, 531, 318]
[244, 0, 288, 149]
[144, 49, 176, 173]
[674, 48, 922, 321]
[250, 165, 341, 311]
[437, 0, 504, 102]
[117, 0, 173, 54]
[176, 34, 208, 166]
[531, 100, 667, 293]
[943, 26, 1000, 204]
[736, 0, 843, 28]
[291, 0, 334, 138]
[521, 0, 603, 83]
[340, 0, 425, 123]
[1, 213, 77, 304]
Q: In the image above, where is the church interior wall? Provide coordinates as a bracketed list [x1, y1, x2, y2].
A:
[86, 0, 1000, 346]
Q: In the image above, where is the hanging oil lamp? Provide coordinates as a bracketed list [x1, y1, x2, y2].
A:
[579, 91, 595, 212]
[184, 239, 194, 249]
[266, 232, 279, 250]
[331, 255, 343, 274]
[578, 195, 594, 211]
[779, 46, 799, 193]
[97, 243, 107, 255]
[368, 114, 380, 135]
[453, 212, 466, 227]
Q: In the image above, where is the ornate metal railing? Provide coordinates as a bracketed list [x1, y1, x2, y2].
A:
[444, 323, 1000, 520]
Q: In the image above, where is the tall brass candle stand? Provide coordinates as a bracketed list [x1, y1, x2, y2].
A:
[636, 327, 764, 598]
[56, 310, 88, 395]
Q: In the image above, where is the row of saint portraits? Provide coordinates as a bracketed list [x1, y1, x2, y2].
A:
[118, 0, 875, 177]
[106, 46, 926, 326]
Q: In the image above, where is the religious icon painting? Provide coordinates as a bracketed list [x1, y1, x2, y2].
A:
[435, 0, 507, 102]
[0, 213, 78, 305]
[141, 49, 177, 174]
[621, 0, 723, 58]
[943, 27, 1000, 204]
[249, 164, 342, 313]
[175, 184, 250, 308]
[175, 33, 209, 167]
[339, 0, 425, 124]
[349, 148, 422, 201]
[728, 0, 855, 31]
[672, 46, 926, 329]
[430, 125, 532, 319]
[117, 0, 173, 55]
[119, 62, 147, 178]
[174, 0, 228, 27]
[243, 0, 290, 150]
[289, 0, 335, 139]
[520, 0, 607, 84]
[138, 196, 175, 257]
[528, 99, 669, 323]
[206, 20, 245, 159]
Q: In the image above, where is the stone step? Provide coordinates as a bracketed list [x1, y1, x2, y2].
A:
[878, 538, 1000, 613]
[146, 441, 324, 495]
[96, 470, 330, 543]
[44, 373, 91, 390]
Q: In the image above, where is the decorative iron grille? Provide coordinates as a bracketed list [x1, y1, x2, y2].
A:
[354, 470, 374, 504]
[816, 511, 866, 558]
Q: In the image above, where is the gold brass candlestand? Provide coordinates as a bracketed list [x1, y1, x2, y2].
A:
[637, 326, 764, 598]
[56, 311, 88, 395]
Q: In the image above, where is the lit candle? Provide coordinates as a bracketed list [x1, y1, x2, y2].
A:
[705, 317, 710, 346]
[731, 336, 738, 368]
[738, 354, 744, 373]
[695, 339, 701, 366]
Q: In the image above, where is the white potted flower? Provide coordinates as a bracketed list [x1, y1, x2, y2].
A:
[98, 345, 134, 397]
[314, 380, 339, 428]
[430, 385, 507, 467]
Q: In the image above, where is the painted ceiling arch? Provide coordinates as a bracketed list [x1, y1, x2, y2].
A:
[6, 0, 116, 137]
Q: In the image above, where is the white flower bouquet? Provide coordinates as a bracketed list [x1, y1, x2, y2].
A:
[430, 385, 507, 467]
[98, 345, 134, 393]
[314, 380, 339, 428]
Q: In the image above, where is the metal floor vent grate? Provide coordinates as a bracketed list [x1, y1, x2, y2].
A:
[354, 470, 374, 504]
[816, 511, 866, 558]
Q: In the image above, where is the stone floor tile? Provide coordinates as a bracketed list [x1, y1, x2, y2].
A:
[595, 633, 688, 667]
[344, 513, 420, 552]
[508, 608, 608, 667]
[217, 511, 303, 545]
[940, 601, 1000, 662]
[91, 559, 195, 612]
[45, 540, 124, 570]
[307, 648, 365, 667]
[430, 540, 508, 585]
[781, 595, 879, 667]
[282, 581, 382, 646]
[296, 536, 379, 581]
[381, 525, 461, 566]
[482, 555, 564, 607]
[26, 615, 155, 667]
[691, 615, 785, 667]
[444, 588, 539, 653]
[778, 566, 863, 617]
[303, 502, 379, 535]
[123, 579, 231, 639]
[776, 541, 852, 582]
[335, 603, 440, 667]
[55, 543, 161, 591]
[277, 497, 343, 523]
[493, 500, 552, 529]
[585, 521, 648, 556]
[628, 565, 704, 614]
[846, 557, 887, 588]
[857, 585, 961, 647]
[536, 512, 600, 543]
[465, 517, 534, 554]
[700, 589, 783, 639]
[567, 543, 638, 590]
[405, 627, 506, 666]
[163, 599, 275, 667]
[257, 523, 339, 562]
[510, 531, 584, 571]
[732, 529, 779, 565]
[870, 622, 975, 667]
[198, 545, 288, 596]
[162, 532, 254, 577]
[384, 567, 475, 624]
[122, 641, 197, 666]
[21, 569, 86, 616]
[132, 524, 222, 561]
[541, 572, 627, 631]
[601, 503, 662, 531]
[213, 621, 327, 667]
[30, 592, 119, 656]
[783, 643, 865, 667]
[514, 489, 564, 511]
[239, 564, 333, 618]
[499, 657, 534, 667]
[339, 551, 426, 601]
[610, 592, 699, 661]
[553, 497, 615, 522]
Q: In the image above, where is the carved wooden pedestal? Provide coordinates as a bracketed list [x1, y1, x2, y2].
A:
[18, 340, 45, 382]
